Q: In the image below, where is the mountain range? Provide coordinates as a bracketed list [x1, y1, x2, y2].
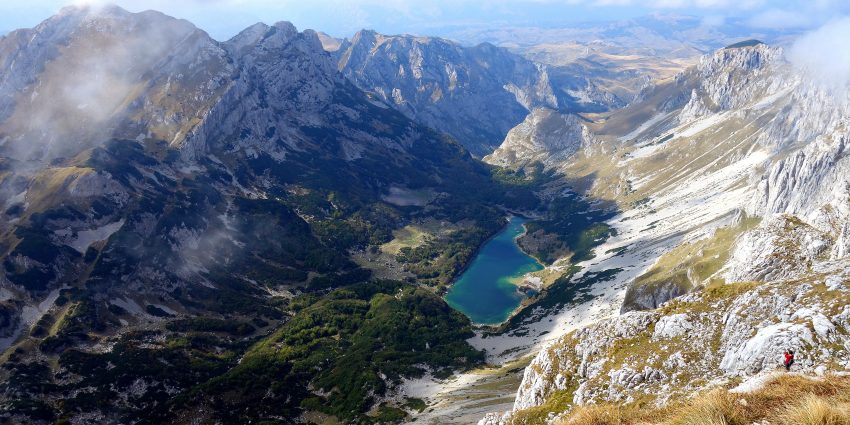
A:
[1, 4, 850, 425]
[0, 6, 541, 423]
[329, 29, 628, 156]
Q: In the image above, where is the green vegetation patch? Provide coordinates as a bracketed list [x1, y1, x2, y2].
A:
[165, 317, 255, 336]
[520, 194, 617, 265]
[622, 216, 760, 311]
[179, 280, 484, 423]
[725, 39, 764, 49]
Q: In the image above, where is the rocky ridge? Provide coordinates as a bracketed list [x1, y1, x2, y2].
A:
[333, 30, 629, 157]
[483, 260, 850, 424]
[484, 108, 593, 168]
[479, 42, 850, 423]
[334, 30, 562, 155]
[0, 7, 532, 422]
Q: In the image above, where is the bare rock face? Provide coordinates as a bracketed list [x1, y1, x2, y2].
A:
[335, 31, 561, 155]
[177, 22, 345, 162]
[750, 123, 850, 219]
[725, 214, 832, 283]
[695, 44, 781, 107]
[676, 44, 782, 124]
[484, 108, 590, 168]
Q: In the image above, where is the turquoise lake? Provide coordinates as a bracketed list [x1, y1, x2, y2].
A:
[445, 216, 543, 325]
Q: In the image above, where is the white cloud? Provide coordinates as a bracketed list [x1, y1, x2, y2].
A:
[787, 17, 850, 87]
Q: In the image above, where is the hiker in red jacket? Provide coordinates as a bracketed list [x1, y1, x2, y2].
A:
[784, 349, 795, 371]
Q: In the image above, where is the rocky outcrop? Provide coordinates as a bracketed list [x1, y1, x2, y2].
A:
[725, 214, 832, 283]
[484, 108, 590, 168]
[694, 43, 781, 109]
[750, 123, 850, 219]
[513, 311, 658, 411]
[486, 262, 850, 423]
[676, 44, 782, 125]
[621, 279, 690, 313]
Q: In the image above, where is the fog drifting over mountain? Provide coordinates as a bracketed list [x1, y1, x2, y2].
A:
[788, 17, 850, 88]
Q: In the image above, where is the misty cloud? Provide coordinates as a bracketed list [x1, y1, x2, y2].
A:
[787, 17, 850, 88]
[0, 6, 200, 162]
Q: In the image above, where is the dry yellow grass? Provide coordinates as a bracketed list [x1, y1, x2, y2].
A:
[777, 394, 850, 425]
[562, 405, 632, 425]
[665, 390, 746, 425]
[551, 374, 850, 425]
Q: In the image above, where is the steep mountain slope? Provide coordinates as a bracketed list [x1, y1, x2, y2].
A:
[0, 6, 541, 424]
[485, 108, 592, 168]
[334, 31, 628, 156]
[479, 41, 850, 423]
[334, 30, 561, 155]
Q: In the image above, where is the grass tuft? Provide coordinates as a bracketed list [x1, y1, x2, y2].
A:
[666, 389, 745, 425]
[548, 374, 850, 425]
[563, 405, 629, 425]
[777, 394, 850, 425]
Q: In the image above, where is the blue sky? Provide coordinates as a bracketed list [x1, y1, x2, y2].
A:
[1, 0, 848, 40]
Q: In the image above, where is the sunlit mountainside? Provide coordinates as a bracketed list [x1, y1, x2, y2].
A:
[1, 2, 850, 424]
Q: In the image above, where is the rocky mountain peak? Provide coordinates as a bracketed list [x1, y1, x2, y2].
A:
[697, 42, 780, 76]
[485, 108, 590, 168]
[351, 28, 379, 44]
[58, 4, 198, 36]
[673, 42, 784, 124]
[272, 21, 298, 37]
[225, 22, 271, 57]
[234, 20, 327, 64]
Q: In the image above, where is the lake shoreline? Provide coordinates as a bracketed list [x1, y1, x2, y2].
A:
[445, 216, 544, 326]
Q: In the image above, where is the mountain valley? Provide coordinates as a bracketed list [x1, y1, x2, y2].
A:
[0, 4, 849, 425]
